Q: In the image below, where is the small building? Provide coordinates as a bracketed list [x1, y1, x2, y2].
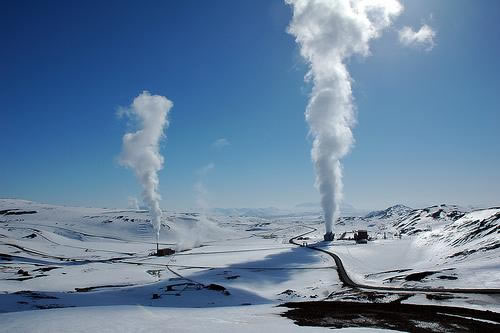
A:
[354, 230, 368, 244]
[324, 231, 335, 241]
[156, 248, 175, 256]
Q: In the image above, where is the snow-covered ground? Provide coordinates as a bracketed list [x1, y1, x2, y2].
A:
[0, 199, 498, 332]
[331, 204, 500, 291]
[1, 304, 406, 333]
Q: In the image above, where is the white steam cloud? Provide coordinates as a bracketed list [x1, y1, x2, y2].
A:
[195, 162, 215, 215]
[119, 91, 173, 242]
[173, 163, 223, 252]
[399, 24, 436, 51]
[286, 0, 402, 233]
[127, 196, 140, 210]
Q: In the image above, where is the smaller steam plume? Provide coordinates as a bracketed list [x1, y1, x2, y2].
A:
[195, 162, 215, 213]
[127, 196, 140, 210]
[119, 91, 173, 243]
[173, 163, 224, 251]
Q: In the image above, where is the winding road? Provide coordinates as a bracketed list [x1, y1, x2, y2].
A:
[289, 226, 500, 295]
[2, 219, 499, 296]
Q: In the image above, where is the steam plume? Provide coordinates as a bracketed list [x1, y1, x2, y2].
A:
[119, 91, 173, 242]
[195, 162, 215, 213]
[127, 196, 140, 210]
[173, 163, 221, 252]
[286, 0, 402, 233]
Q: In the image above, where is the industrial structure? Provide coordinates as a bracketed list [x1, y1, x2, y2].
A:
[324, 231, 335, 241]
[354, 230, 368, 244]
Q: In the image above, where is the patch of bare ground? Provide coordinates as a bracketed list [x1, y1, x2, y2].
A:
[280, 301, 500, 332]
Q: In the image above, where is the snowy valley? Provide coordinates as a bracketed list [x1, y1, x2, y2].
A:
[0, 199, 498, 332]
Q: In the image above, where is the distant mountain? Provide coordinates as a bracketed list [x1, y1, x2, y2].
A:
[392, 204, 469, 236]
[294, 201, 355, 210]
[364, 204, 413, 220]
[294, 202, 320, 208]
[212, 202, 368, 218]
[211, 207, 284, 218]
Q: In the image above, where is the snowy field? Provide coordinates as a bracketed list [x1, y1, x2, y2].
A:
[0, 199, 499, 332]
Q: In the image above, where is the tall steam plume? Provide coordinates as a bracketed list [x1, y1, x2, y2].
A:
[119, 91, 173, 242]
[286, 0, 402, 234]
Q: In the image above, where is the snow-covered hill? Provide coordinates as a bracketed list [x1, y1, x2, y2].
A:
[331, 203, 499, 291]
[364, 204, 413, 220]
[392, 204, 469, 235]
[417, 207, 500, 260]
[0, 199, 498, 332]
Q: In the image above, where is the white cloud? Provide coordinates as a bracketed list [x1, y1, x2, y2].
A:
[399, 24, 436, 51]
[212, 138, 230, 149]
[197, 162, 215, 177]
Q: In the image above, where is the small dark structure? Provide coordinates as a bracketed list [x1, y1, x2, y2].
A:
[156, 248, 175, 256]
[354, 230, 368, 244]
[324, 232, 335, 241]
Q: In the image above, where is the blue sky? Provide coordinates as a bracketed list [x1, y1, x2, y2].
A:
[1, 0, 499, 210]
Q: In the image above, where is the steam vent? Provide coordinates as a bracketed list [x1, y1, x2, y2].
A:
[324, 232, 334, 241]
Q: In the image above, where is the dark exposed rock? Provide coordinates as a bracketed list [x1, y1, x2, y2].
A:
[280, 301, 500, 332]
[0, 209, 37, 216]
[404, 271, 436, 281]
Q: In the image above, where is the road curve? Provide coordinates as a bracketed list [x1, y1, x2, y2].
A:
[289, 226, 500, 295]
